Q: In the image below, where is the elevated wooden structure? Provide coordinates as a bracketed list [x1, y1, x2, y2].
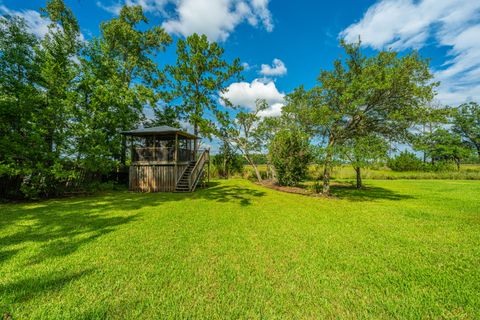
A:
[122, 126, 209, 192]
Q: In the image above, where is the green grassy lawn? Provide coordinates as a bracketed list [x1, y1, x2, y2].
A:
[1, 179, 479, 319]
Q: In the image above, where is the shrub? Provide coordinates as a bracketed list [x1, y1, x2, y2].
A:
[242, 165, 268, 181]
[212, 153, 244, 178]
[269, 129, 311, 186]
[387, 151, 424, 171]
[309, 181, 322, 193]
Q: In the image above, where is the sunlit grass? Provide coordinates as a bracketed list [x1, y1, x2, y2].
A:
[1, 179, 479, 318]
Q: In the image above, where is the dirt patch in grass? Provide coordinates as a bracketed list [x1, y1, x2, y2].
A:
[257, 179, 336, 197]
[257, 179, 364, 199]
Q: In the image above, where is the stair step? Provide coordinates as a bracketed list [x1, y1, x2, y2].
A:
[176, 158, 207, 192]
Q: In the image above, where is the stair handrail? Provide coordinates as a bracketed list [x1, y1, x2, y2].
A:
[188, 149, 209, 191]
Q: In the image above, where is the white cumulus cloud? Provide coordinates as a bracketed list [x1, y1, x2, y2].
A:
[97, 0, 274, 42]
[241, 62, 251, 70]
[0, 5, 85, 42]
[222, 78, 285, 116]
[260, 58, 287, 77]
[0, 5, 50, 38]
[340, 0, 480, 105]
[97, 0, 169, 15]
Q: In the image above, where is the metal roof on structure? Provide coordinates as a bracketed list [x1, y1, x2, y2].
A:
[121, 126, 198, 139]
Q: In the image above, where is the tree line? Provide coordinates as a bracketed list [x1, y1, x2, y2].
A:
[0, 1, 241, 198]
[1, 1, 479, 199]
[217, 42, 480, 193]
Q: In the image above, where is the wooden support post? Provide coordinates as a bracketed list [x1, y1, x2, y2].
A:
[121, 134, 127, 166]
[174, 133, 178, 185]
[189, 139, 192, 161]
[153, 135, 156, 161]
[130, 137, 134, 163]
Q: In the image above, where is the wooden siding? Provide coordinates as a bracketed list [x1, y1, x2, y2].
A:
[129, 164, 188, 192]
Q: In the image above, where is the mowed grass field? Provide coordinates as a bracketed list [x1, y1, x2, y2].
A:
[1, 179, 479, 319]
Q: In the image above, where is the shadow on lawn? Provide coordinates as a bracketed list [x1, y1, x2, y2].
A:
[0, 181, 266, 265]
[0, 199, 139, 266]
[193, 181, 266, 206]
[331, 183, 415, 202]
[0, 269, 93, 305]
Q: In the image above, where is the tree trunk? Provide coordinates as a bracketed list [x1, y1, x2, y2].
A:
[270, 163, 276, 181]
[252, 163, 262, 182]
[194, 123, 199, 155]
[455, 158, 461, 171]
[245, 154, 262, 182]
[46, 128, 55, 166]
[322, 161, 331, 194]
[322, 137, 335, 195]
[223, 157, 229, 179]
[355, 166, 362, 189]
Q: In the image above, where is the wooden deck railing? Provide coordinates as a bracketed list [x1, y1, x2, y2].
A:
[133, 147, 195, 162]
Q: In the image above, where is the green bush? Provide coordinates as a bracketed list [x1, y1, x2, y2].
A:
[308, 181, 322, 193]
[242, 166, 268, 181]
[269, 130, 311, 186]
[387, 151, 424, 171]
[212, 153, 244, 178]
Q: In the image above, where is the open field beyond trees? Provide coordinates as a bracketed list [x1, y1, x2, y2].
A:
[1, 179, 479, 319]
[241, 164, 480, 182]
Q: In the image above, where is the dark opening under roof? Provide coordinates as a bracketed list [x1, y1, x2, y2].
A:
[121, 126, 198, 139]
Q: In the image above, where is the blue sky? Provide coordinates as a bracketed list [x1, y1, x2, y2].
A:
[2, 0, 479, 119]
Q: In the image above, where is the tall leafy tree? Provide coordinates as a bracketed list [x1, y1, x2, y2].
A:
[306, 40, 436, 194]
[226, 99, 269, 182]
[36, 0, 81, 162]
[452, 102, 480, 158]
[75, 5, 172, 171]
[150, 105, 180, 128]
[412, 103, 450, 163]
[1, 0, 83, 198]
[337, 134, 389, 189]
[417, 129, 471, 170]
[212, 141, 243, 179]
[0, 16, 41, 177]
[167, 33, 242, 149]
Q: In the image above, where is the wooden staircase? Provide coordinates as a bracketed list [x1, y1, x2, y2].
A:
[175, 161, 196, 192]
[175, 149, 209, 192]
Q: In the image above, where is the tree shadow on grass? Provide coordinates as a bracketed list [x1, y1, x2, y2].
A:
[0, 181, 266, 265]
[193, 181, 266, 206]
[0, 202, 139, 266]
[0, 248, 19, 264]
[330, 183, 415, 202]
[0, 269, 93, 310]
